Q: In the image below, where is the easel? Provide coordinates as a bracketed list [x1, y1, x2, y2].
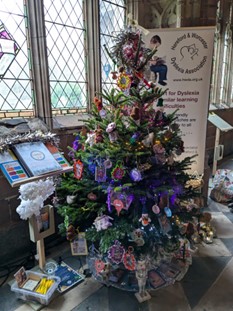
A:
[29, 205, 55, 270]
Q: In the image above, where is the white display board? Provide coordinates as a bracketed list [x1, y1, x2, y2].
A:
[144, 27, 215, 173]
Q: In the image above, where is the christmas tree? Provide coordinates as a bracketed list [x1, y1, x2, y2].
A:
[57, 28, 213, 291]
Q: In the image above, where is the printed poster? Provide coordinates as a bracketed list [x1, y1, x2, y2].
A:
[144, 27, 215, 173]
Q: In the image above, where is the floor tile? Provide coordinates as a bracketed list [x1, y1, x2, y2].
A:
[220, 238, 233, 254]
[71, 286, 109, 311]
[108, 286, 149, 311]
[193, 238, 232, 257]
[148, 282, 191, 311]
[193, 257, 233, 311]
[180, 256, 230, 309]
[223, 211, 233, 223]
[41, 278, 102, 311]
[211, 212, 233, 238]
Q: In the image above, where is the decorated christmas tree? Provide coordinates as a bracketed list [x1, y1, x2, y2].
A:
[56, 28, 213, 293]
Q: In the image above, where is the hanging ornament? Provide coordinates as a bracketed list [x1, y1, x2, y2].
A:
[95, 259, 106, 274]
[152, 204, 160, 214]
[111, 161, 125, 181]
[139, 213, 151, 226]
[130, 132, 140, 145]
[104, 158, 112, 169]
[93, 215, 113, 231]
[94, 128, 104, 143]
[130, 106, 140, 121]
[113, 199, 124, 216]
[95, 165, 106, 182]
[131, 229, 145, 246]
[93, 97, 103, 111]
[111, 71, 118, 80]
[130, 168, 142, 182]
[138, 163, 152, 171]
[108, 240, 125, 264]
[66, 224, 76, 241]
[142, 132, 154, 147]
[123, 246, 136, 271]
[87, 192, 97, 201]
[73, 159, 84, 180]
[117, 72, 131, 90]
[99, 109, 107, 118]
[106, 122, 118, 142]
[164, 206, 172, 217]
[66, 195, 76, 204]
[85, 132, 95, 147]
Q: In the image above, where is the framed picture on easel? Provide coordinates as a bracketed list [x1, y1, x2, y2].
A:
[70, 232, 88, 256]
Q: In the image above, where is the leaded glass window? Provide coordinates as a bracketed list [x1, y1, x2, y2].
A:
[0, 0, 33, 118]
[44, 0, 87, 115]
[100, 0, 126, 92]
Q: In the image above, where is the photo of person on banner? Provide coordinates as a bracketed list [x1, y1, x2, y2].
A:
[149, 35, 168, 86]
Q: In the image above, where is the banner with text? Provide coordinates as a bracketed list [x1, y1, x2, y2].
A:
[144, 27, 215, 173]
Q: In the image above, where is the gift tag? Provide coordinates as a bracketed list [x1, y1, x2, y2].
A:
[95, 165, 106, 182]
[123, 246, 136, 271]
[108, 240, 125, 264]
[74, 159, 84, 180]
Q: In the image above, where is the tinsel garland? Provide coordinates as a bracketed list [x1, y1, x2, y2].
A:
[0, 131, 59, 153]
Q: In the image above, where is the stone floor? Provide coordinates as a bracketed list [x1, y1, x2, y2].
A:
[1, 158, 233, 311]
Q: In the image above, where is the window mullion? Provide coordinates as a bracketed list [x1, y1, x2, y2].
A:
[26, 0, 52, 129]
[85, 0, 101, 109]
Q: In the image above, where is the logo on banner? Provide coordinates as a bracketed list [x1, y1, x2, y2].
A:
[170, 32, 208, 74]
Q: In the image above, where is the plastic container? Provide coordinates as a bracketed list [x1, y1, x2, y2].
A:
[11, 270, 60, 305]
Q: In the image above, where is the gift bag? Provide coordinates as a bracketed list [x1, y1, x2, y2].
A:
[210, 169, 233, 203]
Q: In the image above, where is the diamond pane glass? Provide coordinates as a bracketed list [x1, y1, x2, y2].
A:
[0, 0, 33, 117]
[100, 0, 126, 89]
[44, 0, 87, 114]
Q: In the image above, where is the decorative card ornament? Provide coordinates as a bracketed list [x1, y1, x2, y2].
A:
[95, 259, 106, 274]
[123, 246, 136, 271]
[74, 159, 84, 180]
[108, 240, 125, 264]
[95, 165, 106, 182]
[113, 199, 124, 216]
[94, 215, 113, 231]
[130, 168, 142, 182]
[111, 161, 125, 180]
